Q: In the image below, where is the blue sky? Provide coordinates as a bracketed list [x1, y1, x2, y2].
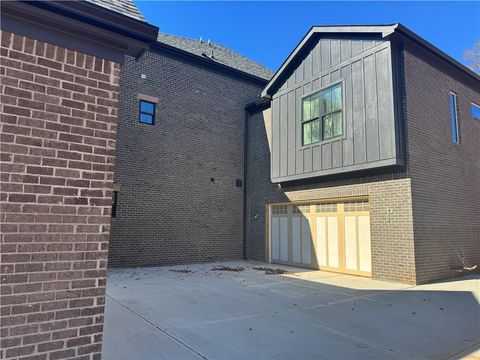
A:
[136, 1, 480, 71]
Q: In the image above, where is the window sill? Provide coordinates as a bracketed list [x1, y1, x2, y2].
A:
[300, 134, 344, 150]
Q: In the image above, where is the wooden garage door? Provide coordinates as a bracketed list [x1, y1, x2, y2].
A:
[269, 200, 371, 277]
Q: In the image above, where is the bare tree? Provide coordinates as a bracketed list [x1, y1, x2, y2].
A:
[464, 41, 480, 73]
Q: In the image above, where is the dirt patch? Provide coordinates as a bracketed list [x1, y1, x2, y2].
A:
[170, 269, 192, 274]
[211, 266, 244, 272]
[254, 267, 289, 275]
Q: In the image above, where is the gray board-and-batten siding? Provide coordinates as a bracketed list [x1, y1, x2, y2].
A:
[270, 36, 404, 183]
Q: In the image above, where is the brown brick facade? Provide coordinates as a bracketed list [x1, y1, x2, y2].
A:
[108, 51, 264, 268]
[403, 43, 480, 284]
[1, 31, 119, 360]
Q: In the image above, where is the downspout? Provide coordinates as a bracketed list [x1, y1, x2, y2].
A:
[242, 110, 249, 260]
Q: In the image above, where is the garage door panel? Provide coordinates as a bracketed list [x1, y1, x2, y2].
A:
[279, 217, 288, 261]
[358, 215, 371, 272]
[292, 217, 301, 263]
[301, 217, 312, 265]
[316, 217, 327, 266]
[270, 201, 371, 277]
[327, 217, 339, 268]
[344, 216, 357, 271]
[271, 217, 280, 261]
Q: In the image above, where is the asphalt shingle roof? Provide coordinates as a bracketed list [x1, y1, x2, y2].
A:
[157, 32, 274, 81]
[85, 0, 145, 21]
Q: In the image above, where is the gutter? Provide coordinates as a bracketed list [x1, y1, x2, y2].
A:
[242, 98, 272, 260]
[242, 110, 249, 260]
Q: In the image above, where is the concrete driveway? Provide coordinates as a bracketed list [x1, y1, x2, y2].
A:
[102, 261, 479, 360]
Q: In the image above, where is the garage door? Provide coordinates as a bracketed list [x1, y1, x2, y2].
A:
[269, 199, 371, 277]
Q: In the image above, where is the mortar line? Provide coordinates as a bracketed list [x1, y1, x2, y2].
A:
[106, 294, 208, 360]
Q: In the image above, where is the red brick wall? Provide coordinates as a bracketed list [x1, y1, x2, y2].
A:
[1, 30, 119, 360]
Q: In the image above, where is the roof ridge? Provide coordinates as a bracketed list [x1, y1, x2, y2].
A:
[156, 32, 274, 81]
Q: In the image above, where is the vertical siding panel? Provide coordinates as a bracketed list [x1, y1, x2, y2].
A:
[287, 69, 295, 88]
[364, 53, 380, 162]
[312, 145, 322, 171]
[312, 41, 320, 75]
[341, 40, 351, 62]
[331, 140, 343, 168]
[331, 69, 341, 83]
[363, 40, 374, 52]
[304, 49, 313, 79]
[287, 91, 296, 175]
[312, 78, 320, 91]
[304, 147, 313, 172]
[321, 74, 330, 87]
[331, 40, 341, 67]
[295, 88, 304, 174]
[321, 39, 330, 71]
[317, 41, 322, 75]
[303, 83, 313, 173]
[321, 143, 331, 169]
[295, 58, 304, 84]
[352, 59, 366, 163]
[342, 64, 354, 166]
[280, 94, 288, 177]
[351, 40, 363, 57]
[376, 46, 395, 159]
[271, 96, 280, 178]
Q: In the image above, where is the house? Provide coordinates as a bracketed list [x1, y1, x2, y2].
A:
[111, 23, 479, 286]
[0, 1, 157, 359]
[108, 33, 272, 267]
[245, 25, 480, 284]
[1, 4, 479, 358]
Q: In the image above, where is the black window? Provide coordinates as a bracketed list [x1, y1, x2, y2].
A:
[302, 83, 343, 145]
[449, 92, 459, 143]
[139, 100, 155, 125]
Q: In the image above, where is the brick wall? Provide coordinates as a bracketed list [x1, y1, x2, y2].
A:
[108, 51, 264, 267]
[403, 43, 480, 283]
[1, 31, 119, 360]
[245, 109, 417, 284]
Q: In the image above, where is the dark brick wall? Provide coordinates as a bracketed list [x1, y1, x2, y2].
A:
[403, 42, 480, 283]
[108, 50, 265, 267]
[1, 30, 119, 360]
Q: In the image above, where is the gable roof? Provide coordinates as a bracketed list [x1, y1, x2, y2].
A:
[85, 0, 145, 22]
[262, 23, 480, 97]
[156, 32, 274, 82]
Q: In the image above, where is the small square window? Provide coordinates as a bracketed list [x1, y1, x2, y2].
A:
[139, 100, 155, 125]
[472, 103, 480, 121]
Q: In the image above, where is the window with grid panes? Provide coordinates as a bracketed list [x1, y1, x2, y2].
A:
[302, 83, 342, 145]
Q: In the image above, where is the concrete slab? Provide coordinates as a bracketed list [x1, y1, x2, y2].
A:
[102, 297, 201, 360]
[102, 261, 480, 360]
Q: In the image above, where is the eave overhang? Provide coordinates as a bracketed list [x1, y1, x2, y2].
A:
[1, 0, 159, 61]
